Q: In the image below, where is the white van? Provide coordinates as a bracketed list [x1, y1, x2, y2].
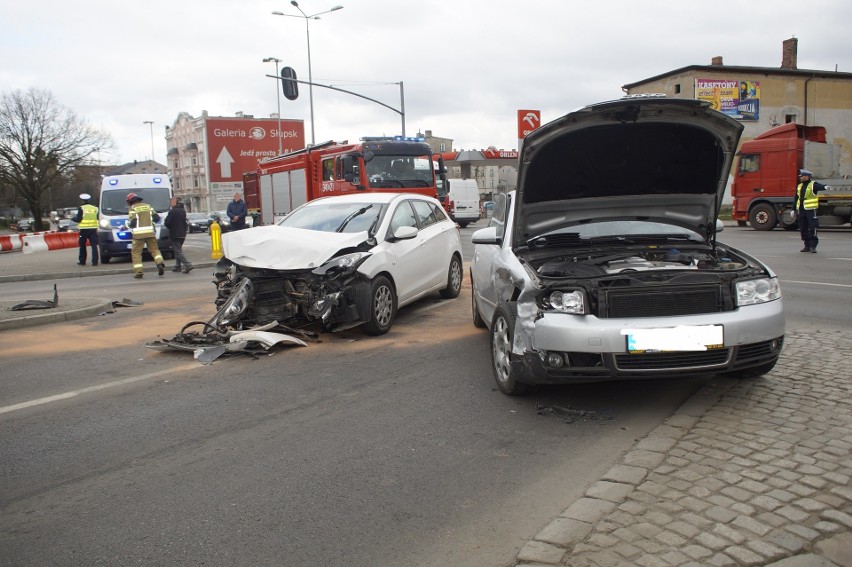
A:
[97, 174, 174, 263]
[445, 178, 481, 227]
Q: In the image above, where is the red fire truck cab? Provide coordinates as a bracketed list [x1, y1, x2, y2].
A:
[244, 136, 448, 225]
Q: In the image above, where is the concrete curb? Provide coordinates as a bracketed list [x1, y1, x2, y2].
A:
[0, 297, 115, 331]
[0, 262, 218, 284]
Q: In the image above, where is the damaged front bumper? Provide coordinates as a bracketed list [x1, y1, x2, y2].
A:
[210, 257, 373, 332]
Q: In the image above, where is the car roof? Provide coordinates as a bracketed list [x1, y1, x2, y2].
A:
[307, 192, 437, 206]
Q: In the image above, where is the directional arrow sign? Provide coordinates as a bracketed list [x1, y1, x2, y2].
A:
[217, 146, 235, 179]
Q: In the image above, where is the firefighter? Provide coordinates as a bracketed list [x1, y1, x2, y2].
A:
[73, 193, 99, 266]
[126, 192, 165, 278]
[794, 169, 826, 253]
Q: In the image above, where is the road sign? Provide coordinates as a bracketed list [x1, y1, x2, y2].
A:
[205, 117, 305, 183]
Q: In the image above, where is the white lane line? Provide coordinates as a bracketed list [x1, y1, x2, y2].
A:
[0, 363, 200, 415]
[783, 280, 852, 289]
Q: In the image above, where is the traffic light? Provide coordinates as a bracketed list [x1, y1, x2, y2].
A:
[281, 67, 299, 101]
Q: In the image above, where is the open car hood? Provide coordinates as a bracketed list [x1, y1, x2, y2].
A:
[221, 225, 369, 270]
[514, 97, 744, 248]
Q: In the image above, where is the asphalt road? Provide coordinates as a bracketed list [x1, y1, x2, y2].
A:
[0, 223, 850, 566]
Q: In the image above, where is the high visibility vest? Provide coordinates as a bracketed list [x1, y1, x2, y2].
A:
[796, 181, 819, 210]
[78, 204, 99, 229]
[129, 203, 156, 238]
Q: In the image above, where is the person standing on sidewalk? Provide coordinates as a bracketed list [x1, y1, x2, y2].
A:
[72, 193, 99, 266]
[227, 192, 248, 230]
[794, 168, 826, 253]
[164, 196, 192, 274]
[126, 193, 165, 279]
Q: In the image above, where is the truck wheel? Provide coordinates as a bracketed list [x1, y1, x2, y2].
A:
[362, 275, 396, 336]
[439, 255, 463, 299]
[749, 204, 777, 231]
[490, 303, 531, 395]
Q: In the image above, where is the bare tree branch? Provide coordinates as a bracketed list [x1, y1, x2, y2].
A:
[0, 88, 114, 230]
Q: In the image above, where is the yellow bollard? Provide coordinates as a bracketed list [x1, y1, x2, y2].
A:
[210, 220, 223, 259]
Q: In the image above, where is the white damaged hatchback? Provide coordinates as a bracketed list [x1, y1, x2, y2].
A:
[470, 96, 784, 395]
[212, 193, 463, 336]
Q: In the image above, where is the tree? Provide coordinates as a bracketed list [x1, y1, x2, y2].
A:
[0, 88, 113, 230]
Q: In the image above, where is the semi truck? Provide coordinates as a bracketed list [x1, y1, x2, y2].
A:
[730, 123, 852, 230]
[243, 136, 447, 225]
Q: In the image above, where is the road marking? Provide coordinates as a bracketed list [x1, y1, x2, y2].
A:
[0, 363, 200, 415]
[783, 280, 852, 289]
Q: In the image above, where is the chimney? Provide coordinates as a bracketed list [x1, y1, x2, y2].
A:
[711, 56, 724, 66]
[782, 37, 798, 69]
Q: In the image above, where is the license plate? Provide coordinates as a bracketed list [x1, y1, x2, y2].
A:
[624, 325, 723, 353]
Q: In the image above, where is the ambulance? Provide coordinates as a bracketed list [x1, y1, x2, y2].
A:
[97, 174, 174, 263]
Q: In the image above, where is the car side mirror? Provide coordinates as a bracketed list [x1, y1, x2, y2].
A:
[471, 226, 500, 245]
[391, 225, 418, 240]
[715, 219, 725, 233]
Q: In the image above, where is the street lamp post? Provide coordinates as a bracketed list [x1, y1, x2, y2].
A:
[263, 57, 283, 155]
[272, 2, 344, 146]
[143, 120, 155, 162]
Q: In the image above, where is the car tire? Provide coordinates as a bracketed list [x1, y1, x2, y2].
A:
[490, 303, 531, 395]
[362, 275, 397, 336]
[471, 272, 487, 328]
[439, 255, 463, 299]
[472, 291, 486, 329]
[721, 359, 778, 379]
[102, 255, 111, 264]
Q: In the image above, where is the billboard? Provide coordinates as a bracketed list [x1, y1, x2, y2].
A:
[517, 109, 541, 139]
[695, 79, 760, 121]
[205, 117, 305, 184]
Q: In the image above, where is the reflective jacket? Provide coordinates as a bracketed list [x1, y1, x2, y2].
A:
[128, 203, 160, 239]
[796, 181, 820, 210]
[77, 204, 99, 229]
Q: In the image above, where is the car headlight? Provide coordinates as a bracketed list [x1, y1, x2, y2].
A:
[209, 278, 253, 327]
[313, 252, 372, 276]
[735, 277, 781, 306]
[541, 290, 586, 314]
[99, 219, 111, 229]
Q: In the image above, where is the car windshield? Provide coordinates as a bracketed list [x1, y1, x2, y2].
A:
[365, 155, 434, 188]
[188, 213, 206, 220]
[531, 220, 704, 247]
[101, 188, 171, 215]
[277, 202, 387, 234]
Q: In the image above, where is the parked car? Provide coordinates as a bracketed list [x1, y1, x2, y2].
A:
[208, 211, 231, 232]
[210, 193, 463, 335]
[187, 212, 209, 233]
[57, 218, 79, 232]
[470, 96, 785, 395]
[16, 218, 34, 232]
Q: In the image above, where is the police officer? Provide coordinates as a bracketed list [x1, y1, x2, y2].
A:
[126, 192, 165, 278]
[795, 169, 826, 253]
[73, 193, 99, 266]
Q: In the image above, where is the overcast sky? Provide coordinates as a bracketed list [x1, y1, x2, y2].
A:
[2, 0, 850, 165]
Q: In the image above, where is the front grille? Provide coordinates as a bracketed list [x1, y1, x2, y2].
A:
[615, 348, 730, 370]
[602, 285, 723, 318]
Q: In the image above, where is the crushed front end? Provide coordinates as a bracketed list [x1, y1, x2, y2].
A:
[210, 254, 373, 332]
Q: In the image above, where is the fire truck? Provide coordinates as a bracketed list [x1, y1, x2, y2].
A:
[730, 123, 852, 230]
[243, 136, 448, 225]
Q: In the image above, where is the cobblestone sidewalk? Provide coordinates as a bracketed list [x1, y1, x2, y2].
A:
[516, 329, 852, 567]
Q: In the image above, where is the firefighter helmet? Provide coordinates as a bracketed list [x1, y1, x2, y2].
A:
[126, 192, 142, 203]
